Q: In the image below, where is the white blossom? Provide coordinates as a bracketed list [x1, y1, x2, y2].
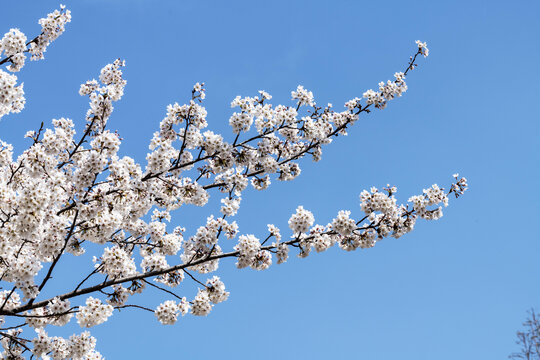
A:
[234, 234, 261, 269]
[191, 289, 212, 316]
[76, 297, 113, 328]
[291, 85, 315, 107]
[0, 29, 27, 72]
[29, 6, 72, 60]
[206, 276, 229, 304]
[69, 331, 97, 360]
[416, 40, 429, 57]
[98, 246, 137, 278]
[288, 206, 315, 234]
[251, 250, 272, 270]
[0, 69, 25, 118]
[0, 19, 467, 359]
[332, 210, 356, 236]
[155, 300, 180, 325]
[220, 197, 241, 216]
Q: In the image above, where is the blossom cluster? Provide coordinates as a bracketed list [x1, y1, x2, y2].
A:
[0, 5, 71, 120]
[31, 329, 103, 360]
[0, 10, 465, 358]
[362, 71, 408, 109]
[76, 297, 113, 328]
[154, 298, 189, 325]
[0, 59, 25, 118]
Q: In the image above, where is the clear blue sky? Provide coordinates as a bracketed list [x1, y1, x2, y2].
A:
[2, 0, 539, 359]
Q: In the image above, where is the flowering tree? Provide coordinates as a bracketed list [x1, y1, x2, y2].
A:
[510, 309, 540, 360]
[0, 6, 468, 359]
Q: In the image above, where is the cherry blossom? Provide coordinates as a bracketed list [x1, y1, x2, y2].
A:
[0, 5, 467, 358]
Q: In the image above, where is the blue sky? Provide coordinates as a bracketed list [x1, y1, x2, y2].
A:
[1, 0, 539, 358]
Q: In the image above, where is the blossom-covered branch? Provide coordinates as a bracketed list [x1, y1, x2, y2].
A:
[0, 5, 465, 359]
[0, 5, 71, 119]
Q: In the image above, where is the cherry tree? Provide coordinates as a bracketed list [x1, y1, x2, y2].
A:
[0, 6, 468, 359]
[510, 309, 540, 360]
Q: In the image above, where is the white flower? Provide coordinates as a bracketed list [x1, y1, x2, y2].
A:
[155, 300, 180, 325]
[0, 23, 464, 355]
[229, 112, 254, 133]
[234, 234, 261, 269]
[29, 6, 71, 60]
[415, 40, 429, 57]
[235, 234, 260, 258]
[251, 250, 272, 270]
[98, 246, 137, 278]
[32, 328, 51, 358]
[48, 297, 73, 326]
[220, 197, 241, 216]
[288, 206, 315, 234]
[268, 224, 281, 241]
[69, 331, 97, 359]
[0, 29, 27, 72]
[0, 69, 25, 118]
[191, 289, 212, 316]
[332, 210, 356, 236]
[274, 242, 289, 264]
[291, 85, 315, 107]
[206, 276, 229, 304]
[76, 297, 113, 328]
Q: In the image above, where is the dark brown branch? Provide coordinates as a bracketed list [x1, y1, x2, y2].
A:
[0, 34, 41, 66]
[142, 279, 185, 302]
[27, 210, 79, 306]
[114, 304, 153, 313]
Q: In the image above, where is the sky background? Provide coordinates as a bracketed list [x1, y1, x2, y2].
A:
[1, 0, 539, 359]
